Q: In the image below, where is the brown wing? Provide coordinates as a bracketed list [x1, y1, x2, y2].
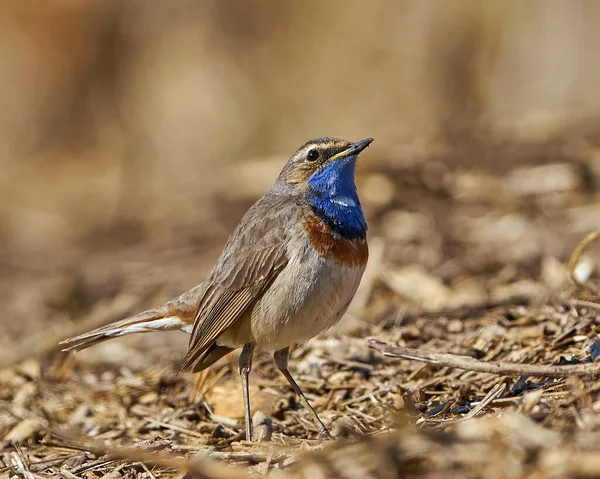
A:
[179, 193, 298, 371]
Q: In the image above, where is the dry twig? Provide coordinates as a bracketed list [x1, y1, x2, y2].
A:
[367, 339, 600, 377]
[568, 229, 600, 286]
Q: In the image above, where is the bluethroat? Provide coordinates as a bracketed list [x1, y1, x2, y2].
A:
[61, 137, 373, 441]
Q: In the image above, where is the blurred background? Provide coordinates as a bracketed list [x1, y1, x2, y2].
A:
[3, 0, 600, 365]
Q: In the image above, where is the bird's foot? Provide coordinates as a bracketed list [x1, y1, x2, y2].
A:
[318, 426, 332, 441]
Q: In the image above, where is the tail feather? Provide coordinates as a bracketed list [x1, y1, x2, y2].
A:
[60, 283, 208, 352]
[60, 306, 183, 352]
[191, 344, 234, 372]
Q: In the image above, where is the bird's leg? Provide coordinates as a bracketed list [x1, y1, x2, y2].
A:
[239, 343, 255, 441]
[274, 347, 331, 440]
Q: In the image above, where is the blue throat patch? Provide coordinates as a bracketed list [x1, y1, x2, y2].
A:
[306, 157, 367, 240]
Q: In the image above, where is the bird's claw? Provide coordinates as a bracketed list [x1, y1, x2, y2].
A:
[318, 427, 332, 441]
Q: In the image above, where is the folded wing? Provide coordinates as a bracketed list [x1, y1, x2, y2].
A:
[180, 194, 297, 371]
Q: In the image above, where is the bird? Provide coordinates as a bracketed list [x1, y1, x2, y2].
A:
[60, 137, 373, 441]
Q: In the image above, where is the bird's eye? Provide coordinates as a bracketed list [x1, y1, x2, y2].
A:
[307, 149, 319, 161]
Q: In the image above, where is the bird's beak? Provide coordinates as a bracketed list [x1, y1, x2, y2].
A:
[328, 138, 374, 163]
[347, 138, 374, 156]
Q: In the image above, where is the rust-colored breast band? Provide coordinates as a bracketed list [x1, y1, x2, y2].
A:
[302, 214, 368, 267]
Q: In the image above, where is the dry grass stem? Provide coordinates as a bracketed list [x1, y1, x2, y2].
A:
[367, 339, 600, 377]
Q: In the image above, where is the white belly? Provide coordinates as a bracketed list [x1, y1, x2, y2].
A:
[220, 243, 365, 351]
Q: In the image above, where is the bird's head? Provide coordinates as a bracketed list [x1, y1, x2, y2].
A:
[277, 137, 373, 240]
[278, 137, 373, 189]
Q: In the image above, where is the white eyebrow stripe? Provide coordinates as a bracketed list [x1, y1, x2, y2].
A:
[292, 141, 348, 162]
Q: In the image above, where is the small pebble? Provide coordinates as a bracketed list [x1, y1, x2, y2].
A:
[447, 319, 463, 333]
[252, 410, 273, 442]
